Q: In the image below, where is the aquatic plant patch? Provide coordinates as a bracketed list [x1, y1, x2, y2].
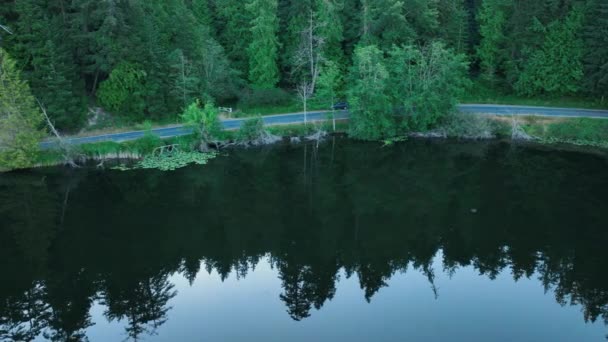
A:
[114, 151, 218, 171]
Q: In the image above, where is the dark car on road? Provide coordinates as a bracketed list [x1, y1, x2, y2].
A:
[331, 102, 348, 110]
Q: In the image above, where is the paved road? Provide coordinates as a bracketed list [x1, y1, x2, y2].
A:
[458, 104, 608, 118]
[41, 104, 608, 147]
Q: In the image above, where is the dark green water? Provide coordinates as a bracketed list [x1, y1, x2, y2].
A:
[1, 139, 608, 341]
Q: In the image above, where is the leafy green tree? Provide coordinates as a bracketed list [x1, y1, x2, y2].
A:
[347, 45, 393, 140]
[246, 0, 280, 88]
[387, 42, 470, 131]
[199, 33, 239, 102]
[97, 62, 147, 120]
[181, 101, 222, 149]
[316, 60, 343, 129]
[169, 49, 200, 110]
[0, 48, 44, 170]
[515, 8, 584, 96]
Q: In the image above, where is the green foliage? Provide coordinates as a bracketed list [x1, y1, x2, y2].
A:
[169, 49, 201, 110]
[388, 43, 470, 131]
[346, 43, 469, 139]
[477, 0, 509, 82]
[515, 8, 585, 96]
[246, 0, 280, 88]
[267, 123, 319, 137]
[316, 60, 343, 107]
[126, 134, 164, 155]
[180, 101, 222, 142]
[77, 141, 123, 157]
[236, 116, 266, 141]
[583, 2, 608, 97]
[9, 0, 87, 131]
[437, 0, 469, 53]
[239, 88, 294, 108]
[97, 62, 147, 119]
[315, 0, 345, 62]
[347, 44, 393, 140]
[439, 112, 501, 139]
[214, 0, 253, 76]
[0, 48, 44, 170]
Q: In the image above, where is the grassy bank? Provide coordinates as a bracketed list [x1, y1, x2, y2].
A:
[434, 112, 608, 149]
[519, 117, 608, 148]
[26, 120, 350, 170]
[10, 114, 608, 173]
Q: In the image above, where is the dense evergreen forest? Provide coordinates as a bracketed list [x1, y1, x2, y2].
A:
[0, 0, 607, 132]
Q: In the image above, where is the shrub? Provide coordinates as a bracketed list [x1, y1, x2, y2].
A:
[236, 116, 265, 142]
[439, 113, 498, 139]
[181, 101, 222, 142]
[97, 62, 147, 120]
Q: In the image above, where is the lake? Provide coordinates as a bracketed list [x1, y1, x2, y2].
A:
[1, 138, 607, 341]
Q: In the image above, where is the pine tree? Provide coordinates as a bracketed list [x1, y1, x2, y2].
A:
[0, 48, 44, 170]
[583, 1, 608, 98]
[36, 39, 87, 131]
[215, 0, 253, 78]
[362, 0, 417, 48]
[11, 0, 87, 131]
[246, 0, 280, 88]
[169, 49, 200, 110]
[316, 0, 345, 63]
[476, 0, 509, 82]
[278, 0, 313, 84]
[438, 0, 469, 53]
[515, 7, 584, 96]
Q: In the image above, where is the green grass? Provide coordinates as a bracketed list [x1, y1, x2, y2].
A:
[461, 81, 608, 110]
[521, 117, 608, 148]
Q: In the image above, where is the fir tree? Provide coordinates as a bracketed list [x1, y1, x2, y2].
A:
[583, 0, 608, 98]
[515, 8, 584, 96]
[246, 0, 280, 89]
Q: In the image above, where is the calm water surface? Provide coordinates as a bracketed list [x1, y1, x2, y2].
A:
[1, 139, 607, 341]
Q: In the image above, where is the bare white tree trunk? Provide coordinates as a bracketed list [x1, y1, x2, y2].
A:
[298, 83, 312, 125]
[294, 8, 325, 98]
[0, 23, 13, 35]
[37, 99, 80, 167]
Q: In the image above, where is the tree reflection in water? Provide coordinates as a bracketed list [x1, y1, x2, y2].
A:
[1, 139, 607, 340]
